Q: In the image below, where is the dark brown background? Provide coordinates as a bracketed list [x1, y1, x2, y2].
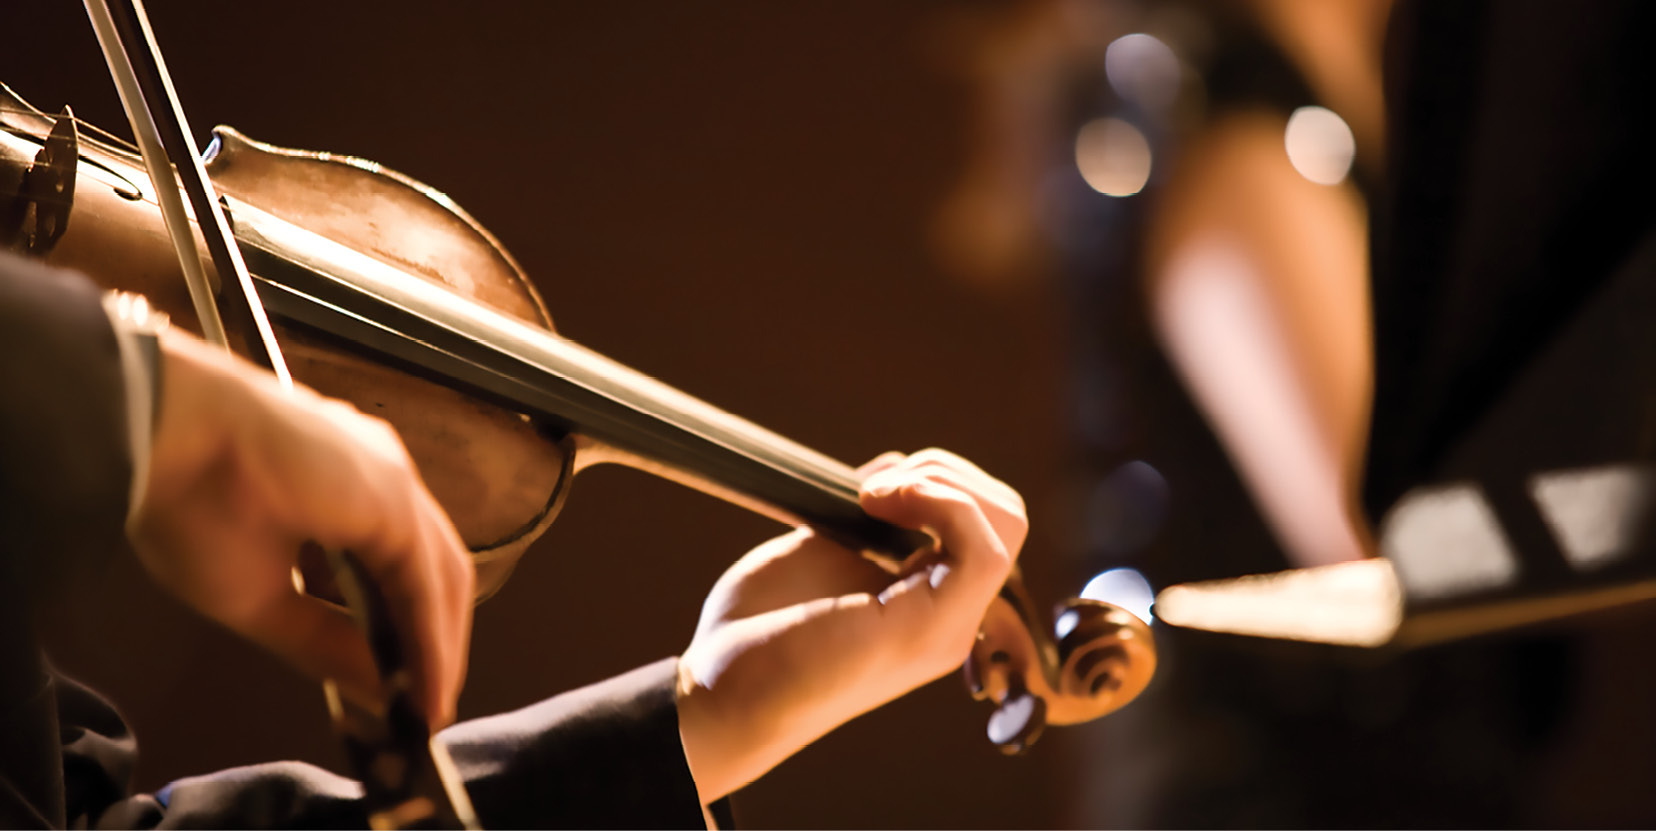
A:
[4, 2, 1105, 827]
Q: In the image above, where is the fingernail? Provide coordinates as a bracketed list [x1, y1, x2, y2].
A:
[866, 482, 897, 499]
[863, 473, 899, 499]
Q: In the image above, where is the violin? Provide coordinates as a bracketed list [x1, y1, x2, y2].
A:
[1, 18, 1152, 772]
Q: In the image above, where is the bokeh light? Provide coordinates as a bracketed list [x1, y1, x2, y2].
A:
[1105, 33, 1181, 111]
[1085, 460, 1170, 555]
[1283, 105, 1356, 185]
[1080, 567, 1156, 624]
[1076, 117, 1153, 197]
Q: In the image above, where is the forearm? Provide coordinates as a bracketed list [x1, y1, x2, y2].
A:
[1146, 114, 1375, 567]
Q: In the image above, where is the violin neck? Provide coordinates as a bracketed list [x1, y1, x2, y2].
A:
[225, 198, 922, 559]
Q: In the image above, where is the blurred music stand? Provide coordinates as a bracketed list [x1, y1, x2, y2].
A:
[1156, 232, 1656, 648]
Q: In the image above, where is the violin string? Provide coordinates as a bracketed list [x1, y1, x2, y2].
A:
[0, 105, 145, 155]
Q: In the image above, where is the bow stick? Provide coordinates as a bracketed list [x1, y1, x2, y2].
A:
[81, 2, 478, 827]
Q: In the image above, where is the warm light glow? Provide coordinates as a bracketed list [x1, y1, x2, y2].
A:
[1284, 105, 1355, 185]
[1105, 33, 1180, 110]
[1080, 567, 1156, 625]
[1154, 559, 1403, 647]
[1076, 117, 1152, 197]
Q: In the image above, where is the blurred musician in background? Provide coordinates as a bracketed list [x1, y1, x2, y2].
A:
[938, 0, 1656, 825]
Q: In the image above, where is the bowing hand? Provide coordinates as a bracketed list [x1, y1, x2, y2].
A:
[126, 327, 475, 730]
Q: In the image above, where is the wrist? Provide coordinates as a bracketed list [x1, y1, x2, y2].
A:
[676, 655, 766, 807]
[675, 648, 814, 807]
[676, 657, 717, 803]
[101, 291, 167, 532]
[136, 326, 244, 524]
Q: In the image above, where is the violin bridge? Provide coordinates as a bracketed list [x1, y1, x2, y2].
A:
[0, 105, 77, 257]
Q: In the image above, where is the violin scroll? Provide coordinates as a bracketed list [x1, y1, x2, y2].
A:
[964, 568, 1155, 753]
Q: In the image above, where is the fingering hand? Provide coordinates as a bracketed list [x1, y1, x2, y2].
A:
[675, 448, 1025, 802]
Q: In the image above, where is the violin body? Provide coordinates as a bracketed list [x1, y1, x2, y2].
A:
[1, 88, 567, 597]
[0, 81, 1153, 753]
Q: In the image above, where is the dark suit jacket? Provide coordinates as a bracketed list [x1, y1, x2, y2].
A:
[0, 253, 711, 829]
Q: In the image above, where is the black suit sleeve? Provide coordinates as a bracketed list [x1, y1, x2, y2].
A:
[92, 659, 708, 830]
[0, 253, 131, 621]
[0, 252, 139, 828]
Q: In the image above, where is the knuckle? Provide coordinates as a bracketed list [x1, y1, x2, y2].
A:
[909, 447, 957, 467]
[362, 413, 403, 445]
[914, 462, 959, 485]
[1006, 486, 1028, 514]
[361, 419, 416, 469]
[318, 395, 367, 423]
[918, 479, 976, 511]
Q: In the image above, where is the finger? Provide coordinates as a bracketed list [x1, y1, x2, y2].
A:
[287, 445, 468, 729]
[859, 475, 1012, 636]
[902, 448, 1025, 524]
[352, 486, 472, 728]
[248, 589, 385, 708]
[423, 487, 475, 724]
[902, 448, 1016, 501]
[862, 458, 1028, 564]
[901, 461, 1028, 557]
[855, 451, 908, 479]
[302, 411, 472, 728]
